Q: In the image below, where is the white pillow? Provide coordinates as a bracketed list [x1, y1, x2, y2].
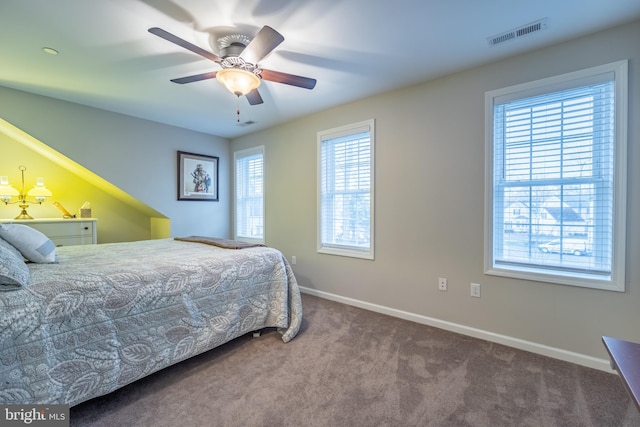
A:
[0, 223, 56, 263]
[0, 237, 30, 289]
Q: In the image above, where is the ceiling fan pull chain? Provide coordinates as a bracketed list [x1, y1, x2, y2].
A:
[236, 96, 241, 123]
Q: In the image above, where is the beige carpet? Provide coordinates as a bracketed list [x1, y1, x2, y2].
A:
[70, 294, 640, 426]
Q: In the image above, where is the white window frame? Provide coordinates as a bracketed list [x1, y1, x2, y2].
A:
[234, 146, 265, 244]
[484, 60, 628, 291]
[317, 119, 375, 260]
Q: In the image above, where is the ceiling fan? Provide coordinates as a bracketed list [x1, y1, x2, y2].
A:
[148, 26, 317, 106]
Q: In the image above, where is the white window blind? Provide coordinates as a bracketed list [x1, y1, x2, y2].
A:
[234, 147, 264, 242]
[318, 119, 375, 259]
[485, 61, 627, 291]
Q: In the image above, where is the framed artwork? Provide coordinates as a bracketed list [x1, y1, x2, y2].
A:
[177, 151, 219, 201]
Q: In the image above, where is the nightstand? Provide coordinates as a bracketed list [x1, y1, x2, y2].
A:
[0, 218, 97, 246]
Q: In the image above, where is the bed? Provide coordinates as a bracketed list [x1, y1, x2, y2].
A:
[0, 234, 302, 406]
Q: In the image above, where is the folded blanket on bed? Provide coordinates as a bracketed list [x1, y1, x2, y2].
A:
[174, 236, 266, 249]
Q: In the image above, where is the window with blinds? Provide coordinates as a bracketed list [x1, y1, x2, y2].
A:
[485, 61, 627, 291]
[318, 119, 375, 259]
[234, 146, 264, 243]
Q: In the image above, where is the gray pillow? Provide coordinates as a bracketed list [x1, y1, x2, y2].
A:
[0, 223, 56, 263]
[0, 237, 30, 290]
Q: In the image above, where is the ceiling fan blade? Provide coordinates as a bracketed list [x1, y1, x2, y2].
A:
[170, 71, 218, 84]
[241, 26, 284, 65]
[149, 27, 221, 63]
[245, 89, 264, 105]
[260, 69, 317, 89]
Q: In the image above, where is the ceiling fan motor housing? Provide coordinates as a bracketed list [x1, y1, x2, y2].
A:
[220, 42, 246, 59]
[218, 34, 251, 60]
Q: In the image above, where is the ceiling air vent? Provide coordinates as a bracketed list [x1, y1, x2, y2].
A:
[488, 18, 548, 46]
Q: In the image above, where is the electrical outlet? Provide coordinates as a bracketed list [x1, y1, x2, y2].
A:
[470, 282, 481, 298]
[438, 277, 447, 291]
[291, 256, 297, 265]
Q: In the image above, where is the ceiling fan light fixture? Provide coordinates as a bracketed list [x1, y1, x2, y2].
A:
[216, 68, 260, 96]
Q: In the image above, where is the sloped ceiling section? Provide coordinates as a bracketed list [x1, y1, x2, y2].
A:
[0, 118, 170, 240]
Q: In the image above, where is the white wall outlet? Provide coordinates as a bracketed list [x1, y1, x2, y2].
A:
[470, 282, 481, 298]
[438, 277, 448, 291]
[291, 256, 297, 265]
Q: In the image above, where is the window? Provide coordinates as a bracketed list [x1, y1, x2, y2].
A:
[234, 146, 264, 243]
[485, 61, 627, 291]
[318, 119, 375, 259]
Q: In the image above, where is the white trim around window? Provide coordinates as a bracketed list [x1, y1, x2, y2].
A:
[234, 146, 265, 244]
[484, 60, 628, 291]
[317, 119, 375, 260]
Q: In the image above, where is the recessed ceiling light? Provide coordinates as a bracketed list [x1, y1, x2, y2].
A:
[42, 47, 59, 55]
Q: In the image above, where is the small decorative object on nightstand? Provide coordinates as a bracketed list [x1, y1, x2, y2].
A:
[79, 201, 92, 218]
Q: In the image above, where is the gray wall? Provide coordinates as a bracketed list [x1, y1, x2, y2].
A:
[0, 87, 231, 238]
[231, 20, 640, 363]
[0, 19, 636, 365]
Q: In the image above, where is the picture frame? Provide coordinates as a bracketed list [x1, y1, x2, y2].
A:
[177, 151, 219, 201]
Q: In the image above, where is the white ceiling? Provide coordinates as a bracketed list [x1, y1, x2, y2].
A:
[1, 0, 639, 139]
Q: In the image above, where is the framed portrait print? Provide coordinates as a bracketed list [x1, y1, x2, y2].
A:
[177, 151, 219, 201]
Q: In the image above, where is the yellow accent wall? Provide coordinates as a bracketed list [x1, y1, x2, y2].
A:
[0, 118, 170, 242]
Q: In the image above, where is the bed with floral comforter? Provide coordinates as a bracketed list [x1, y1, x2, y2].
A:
[0, 238, 302, 406]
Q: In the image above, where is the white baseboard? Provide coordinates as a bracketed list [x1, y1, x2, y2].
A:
[299, 286, 613, 373]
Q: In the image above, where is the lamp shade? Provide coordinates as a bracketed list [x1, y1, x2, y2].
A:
[27, 178, 52, 202]
[216, 68, 261, 96]
[0, 183, 19, 201]
[27, 186, 52, 197]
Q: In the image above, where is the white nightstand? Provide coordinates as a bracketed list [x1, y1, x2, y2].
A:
[0, 218, 98, 246]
